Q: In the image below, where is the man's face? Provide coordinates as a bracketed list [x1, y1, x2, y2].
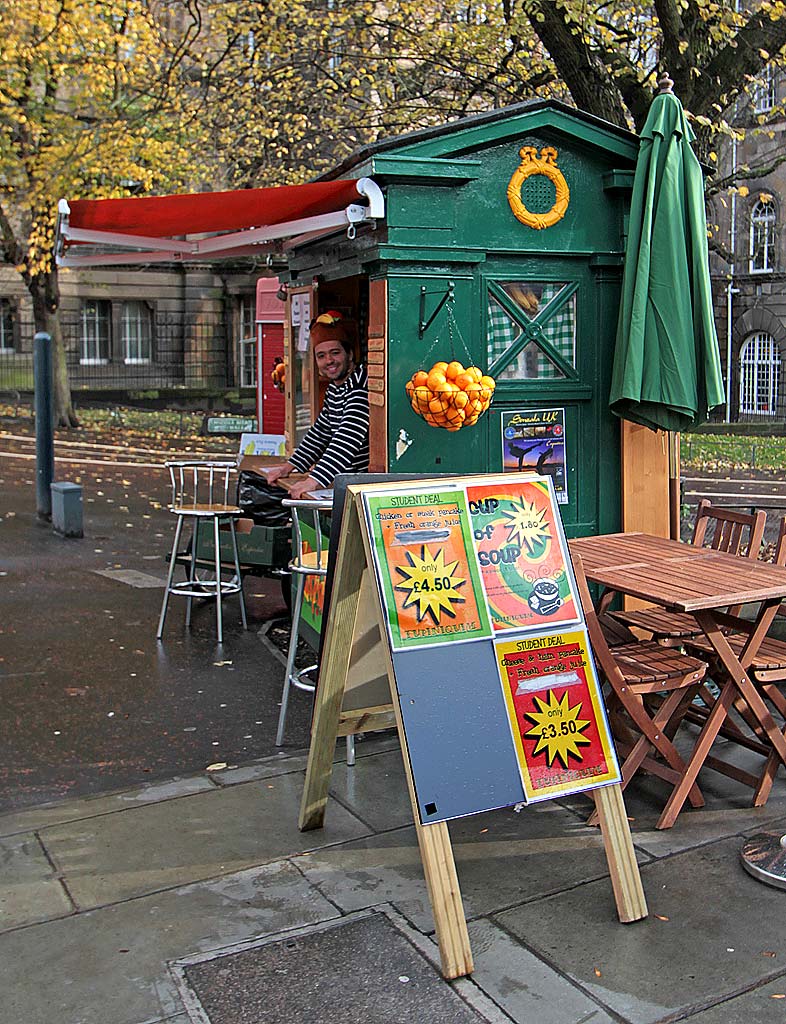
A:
[314, 340, 352, 382]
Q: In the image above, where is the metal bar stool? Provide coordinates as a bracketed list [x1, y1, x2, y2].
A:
[275, 497, 354, 765]
[157, 461, 248, 644]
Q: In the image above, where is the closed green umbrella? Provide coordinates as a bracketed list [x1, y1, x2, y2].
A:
[610, 79, 725, 431]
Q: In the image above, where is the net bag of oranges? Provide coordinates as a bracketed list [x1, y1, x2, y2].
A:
[405, 361, 495, 431]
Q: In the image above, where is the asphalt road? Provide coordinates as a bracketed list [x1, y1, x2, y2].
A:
[0, 426, 311, 813]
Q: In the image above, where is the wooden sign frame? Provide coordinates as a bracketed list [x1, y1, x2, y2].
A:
[299, 478, 647, 980]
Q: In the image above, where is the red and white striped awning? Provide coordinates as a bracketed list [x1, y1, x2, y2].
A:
[56, 177, 384, 267]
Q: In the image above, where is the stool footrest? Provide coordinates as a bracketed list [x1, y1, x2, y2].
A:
[289, 665, 318, 693]
[168, 581, 243, 598]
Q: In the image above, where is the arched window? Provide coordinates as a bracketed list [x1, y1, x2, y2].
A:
[750, 199, 776, 272]
[739, 332, 781, 416]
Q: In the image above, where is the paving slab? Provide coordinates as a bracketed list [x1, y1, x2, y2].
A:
[327, 747, 415, 831]
[0, 860, 338, 1024]
[296, 800, 639, 933]
[40, 774, 371, 908]
[178, 912, 489, 1024]
[0, 831, 73, 929]
[494, 836, 786, 1024]
[683, 973, 786, 1023]
[0, 774, 217, 838]
[467, 918, 616, 1024]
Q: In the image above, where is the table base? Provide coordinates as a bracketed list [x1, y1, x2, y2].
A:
[740, 832, 786, 889]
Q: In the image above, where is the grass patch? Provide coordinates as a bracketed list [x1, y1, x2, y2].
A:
[682, 433, 786, 472]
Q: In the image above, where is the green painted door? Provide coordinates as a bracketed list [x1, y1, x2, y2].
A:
[387, 258, 621, 541]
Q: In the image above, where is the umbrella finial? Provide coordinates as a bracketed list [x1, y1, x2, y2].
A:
[658, 72, 674, 94]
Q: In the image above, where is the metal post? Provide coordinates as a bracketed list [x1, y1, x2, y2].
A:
[34, 331, 54, 520]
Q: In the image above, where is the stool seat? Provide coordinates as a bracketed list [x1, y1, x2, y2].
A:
[293, 549, 329, 573]
[169, 502, 244, 516]
[157, 461, 248, 644]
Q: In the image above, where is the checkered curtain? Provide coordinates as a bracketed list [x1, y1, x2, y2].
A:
[487, 284, 575, 380]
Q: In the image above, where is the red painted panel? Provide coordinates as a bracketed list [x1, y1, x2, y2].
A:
[259, 323, 285, 434]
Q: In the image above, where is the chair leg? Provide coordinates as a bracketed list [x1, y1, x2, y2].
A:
[185, 518, 199, 629]
[213, 515, 223, 644]
[157, 514, 184, 639]
[228, 518, 248, 630]
[346, 735, 356, 767]
[276, 573, 306, 747]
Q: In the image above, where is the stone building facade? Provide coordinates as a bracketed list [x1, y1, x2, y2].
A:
[710, 66, 786, 424]
[0, 261, 260, 397]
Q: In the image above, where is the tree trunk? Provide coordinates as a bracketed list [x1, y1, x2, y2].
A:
[29, 269, 78, 428]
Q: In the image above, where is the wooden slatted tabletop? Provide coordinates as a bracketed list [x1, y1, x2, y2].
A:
[570, 534, 786, 611]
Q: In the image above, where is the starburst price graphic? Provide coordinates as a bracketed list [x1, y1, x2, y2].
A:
[466, 478, 580, 634]
[395, 545, 466, 625]
[524, 689, 592, 768]
[363, 487, 492, 650]
[501, 496, 551, 556]
[495, 629, 619, 802]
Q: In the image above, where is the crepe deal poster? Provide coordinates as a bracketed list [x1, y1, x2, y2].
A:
[494, 628, 619, 801]
[362, 486, 492, 650]
[465, 476, 580, 633]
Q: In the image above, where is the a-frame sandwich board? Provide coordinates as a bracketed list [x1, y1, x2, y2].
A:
[299, 478, 647, 980]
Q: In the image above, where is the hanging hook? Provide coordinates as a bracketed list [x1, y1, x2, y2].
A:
[347, 223, 356, 240]
[419, 280, 455, 337]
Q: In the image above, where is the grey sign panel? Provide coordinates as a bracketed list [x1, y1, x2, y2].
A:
[393, 641, 524, 824]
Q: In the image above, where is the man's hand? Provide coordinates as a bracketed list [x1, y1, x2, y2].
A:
[266, 461, 294, 485]
[288, 476, 319, 500]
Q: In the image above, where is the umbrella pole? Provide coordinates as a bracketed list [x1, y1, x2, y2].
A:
[668, 432, 681, 540]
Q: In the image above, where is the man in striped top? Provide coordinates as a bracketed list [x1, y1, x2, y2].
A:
[267, 312, 369, 499]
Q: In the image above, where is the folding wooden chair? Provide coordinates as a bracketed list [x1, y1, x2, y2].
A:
[574, 553, 710, 828]
[612, 500, 766, 644]
[684, 515, 786, 806]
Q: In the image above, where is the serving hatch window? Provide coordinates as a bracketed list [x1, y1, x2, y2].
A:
[486, 281, 576, 381]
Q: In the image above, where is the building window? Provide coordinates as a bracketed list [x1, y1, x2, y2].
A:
[739, 332, 781, 416]
[238, 294, 256, 387]
[750, 200, 776, 272]
[486, 281, 576, 380]
[0, 299, 15, 351]
[122, 300, 153, 363]
[80, 299, 111, 363]
[752, 64, 776, 113]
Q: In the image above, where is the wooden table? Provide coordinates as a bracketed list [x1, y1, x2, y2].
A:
[569, 532, 786, 828]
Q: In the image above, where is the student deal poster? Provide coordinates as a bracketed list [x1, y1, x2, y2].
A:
[465, 476, 581, 634]
[501, 408, 568, 504]
[363, 487, 492, 650]
[494, 628, 619, 802]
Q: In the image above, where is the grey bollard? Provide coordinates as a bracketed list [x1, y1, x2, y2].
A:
[51, 482, 83, 538]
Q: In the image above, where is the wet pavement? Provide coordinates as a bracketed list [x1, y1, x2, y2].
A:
[6, 424, 786, 1023]
[0, 432, 311, 811]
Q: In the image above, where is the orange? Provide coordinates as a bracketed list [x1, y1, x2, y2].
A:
[454, 372, 474, 390]
[464, 414, 478, 426]
[426, 370, 447, 391]
[434, 380, 457, 395]
[413, 370, 429, 387]
[430, 360, 449, 373]
[428, 396, 446, 414]
[445, 360, 465, 381]
[469, 398, 484, 414]
[453, 391, 469, 410]
[466, 366, 483, 383]
[445, 422, 462, 431]
[465, 382, 482, 397]
[414, 385, 431, 403]
[480, 374, 496, 390]
[405, 380, 414, 396]
[480, 387, 492, 402]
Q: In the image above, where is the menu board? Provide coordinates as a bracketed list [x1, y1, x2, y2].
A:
[363, 486, 492, 650]
[466, 477, 580, 634]
[360, 473, 619, 819]
[494, 628, 619, 802]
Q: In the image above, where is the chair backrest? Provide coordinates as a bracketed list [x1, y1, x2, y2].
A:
[283, 498, 334, 575]
[166, 460, 237, 509]
[691, 498, 766, 559]
[773, 515, 786, 566]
